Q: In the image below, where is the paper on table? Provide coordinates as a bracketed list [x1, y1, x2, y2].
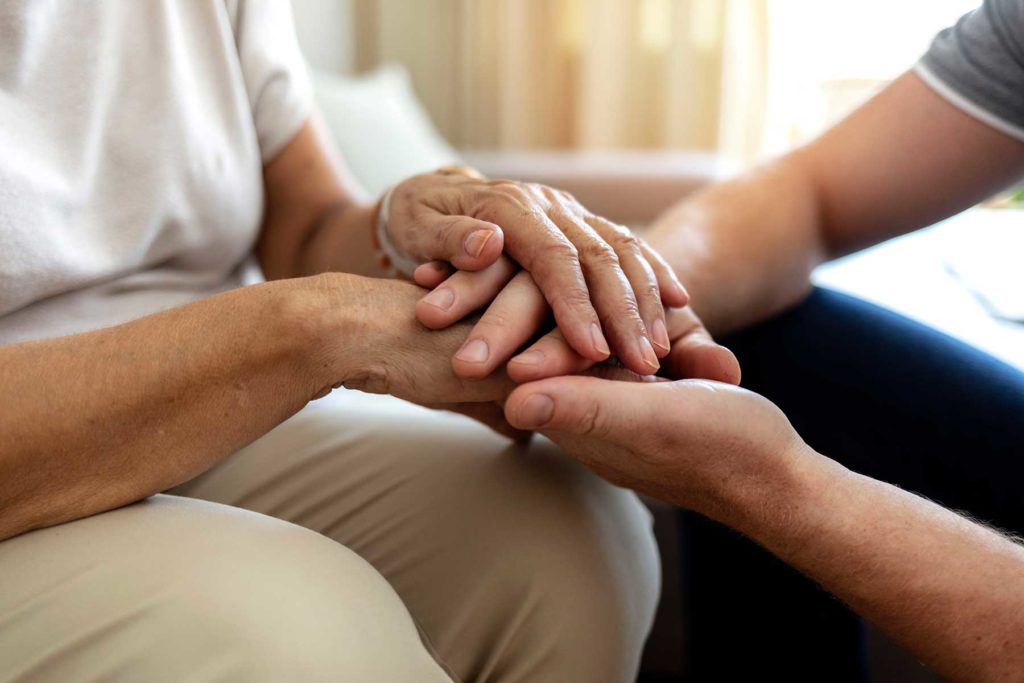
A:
[942, 210, 1024, 323]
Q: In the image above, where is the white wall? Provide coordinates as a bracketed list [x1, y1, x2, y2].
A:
[290, 0, 354, 73]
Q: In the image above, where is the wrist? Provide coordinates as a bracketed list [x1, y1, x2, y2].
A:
[706, 439, 843, 542]
[373, 185, 421, 278]
[274, 272, 378, 396]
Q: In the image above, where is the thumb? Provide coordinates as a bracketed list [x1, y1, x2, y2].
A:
[415, 213, 505, 271]
[504, 375, 645, 437]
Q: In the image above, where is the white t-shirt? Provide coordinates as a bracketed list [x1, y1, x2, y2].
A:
[0, 0, 312, 343]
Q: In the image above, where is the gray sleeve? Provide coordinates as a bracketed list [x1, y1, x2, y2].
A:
[916, 0, 1024, 141]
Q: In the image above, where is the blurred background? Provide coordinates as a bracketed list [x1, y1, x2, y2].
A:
[293, 0, 977, 160]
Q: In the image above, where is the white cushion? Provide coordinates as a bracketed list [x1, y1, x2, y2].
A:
[313, 66, 459, 196]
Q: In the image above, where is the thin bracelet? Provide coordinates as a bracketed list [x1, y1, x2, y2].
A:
[373, 186, 420, 278]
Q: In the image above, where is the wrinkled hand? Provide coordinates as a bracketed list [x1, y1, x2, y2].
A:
[337, 277, 662, 440]
[414, 264, 739, 386]
[502, 375, 805, 516]
[340, 277, 515, 408]
[386, 167, 689, 375]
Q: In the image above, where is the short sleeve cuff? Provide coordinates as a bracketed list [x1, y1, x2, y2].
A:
[914, 60, 1024, 144]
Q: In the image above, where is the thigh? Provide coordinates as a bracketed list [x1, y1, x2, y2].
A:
[172, 392, 660, 683]
[0, 495, 452, 683]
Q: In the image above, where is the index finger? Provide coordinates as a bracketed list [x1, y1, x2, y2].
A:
[478, 195, 611, 363]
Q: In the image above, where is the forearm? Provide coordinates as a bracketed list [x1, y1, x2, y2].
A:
[256, 114, 392, 280]
[720, 450, 1024, 682]
[644, 153, 826, 335]
[293, 201, 389, 279]
[646, 73, 1024, 337]
[0, 275, 356, 540]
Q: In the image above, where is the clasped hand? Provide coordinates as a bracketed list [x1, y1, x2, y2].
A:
[357, 167, 742, 439]
[384, 167, 738, 386]
[349, 167, 807, 506]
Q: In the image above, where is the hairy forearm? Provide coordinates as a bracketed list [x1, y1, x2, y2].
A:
[721, 450, 1024, 682]
[644, 154, 826, 335]
[645, 73, 1024, 337]
[0, 275, 357, 540]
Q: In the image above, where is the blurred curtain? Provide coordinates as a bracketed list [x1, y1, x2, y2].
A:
[353, 0, 769, 158]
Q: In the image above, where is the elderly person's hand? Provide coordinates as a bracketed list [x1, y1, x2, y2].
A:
[331, 276, 676, 440]
[502, 374, 801, 518]
[381, 167, 689, 376]
[413, 265, 739, 385]
[332, 276, 515, 407]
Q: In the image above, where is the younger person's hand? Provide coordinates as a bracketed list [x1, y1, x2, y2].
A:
[502, 376, 804, 518]
[413, 265, 739, 386]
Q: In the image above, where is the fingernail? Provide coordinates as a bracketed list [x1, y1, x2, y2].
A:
[651, 318, 670, 354]
[590, 323, 611, 357]
[455, 338, 489, 364]
[639, 336, 660, 371]
[464, 229, 495, 258]
[422, 288, 455, 311]
[510, 350, 545, 366]
[516, 394, 555, 428]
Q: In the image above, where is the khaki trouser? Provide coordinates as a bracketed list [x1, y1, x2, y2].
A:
[0, 390, 660, 682]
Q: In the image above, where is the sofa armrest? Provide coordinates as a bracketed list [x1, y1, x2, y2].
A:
[460, 149, 736, 225]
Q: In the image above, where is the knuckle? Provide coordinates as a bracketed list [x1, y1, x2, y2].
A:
[638, 283, 661, 302]
[579, 240, 620, 267]
[598, 300, 642, 328]
[613, 230, 643, 252]
[478, 309, 510, 331]
[577, 398, 605, 436]
[434, 216, 461, 245]
[548, 283, 595, 314]
[491, 181, 529, 200]
[539, 184, 569, 202]
[542, 240, 580, 264]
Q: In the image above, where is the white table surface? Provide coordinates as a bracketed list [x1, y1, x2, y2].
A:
[814, 209, 1024, 372]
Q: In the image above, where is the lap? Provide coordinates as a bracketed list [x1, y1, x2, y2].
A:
[0, 495, 451, 682]
[1, 394, 657, 682]
[171, 392, 659, 682]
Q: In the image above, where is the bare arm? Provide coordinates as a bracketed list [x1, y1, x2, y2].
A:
[504, 377, 1024, 682]
[0, 272, 513, 542]
[0, 117, 515, 542]
[0, 277, 337, 540]
[255, 114, 388, 281]
[0, 120, 374, 541]
[646, 71, 1024, 335]
[726, 449, 1024, 682]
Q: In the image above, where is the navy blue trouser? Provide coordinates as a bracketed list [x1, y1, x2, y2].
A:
[678, 288, 1024, 681]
